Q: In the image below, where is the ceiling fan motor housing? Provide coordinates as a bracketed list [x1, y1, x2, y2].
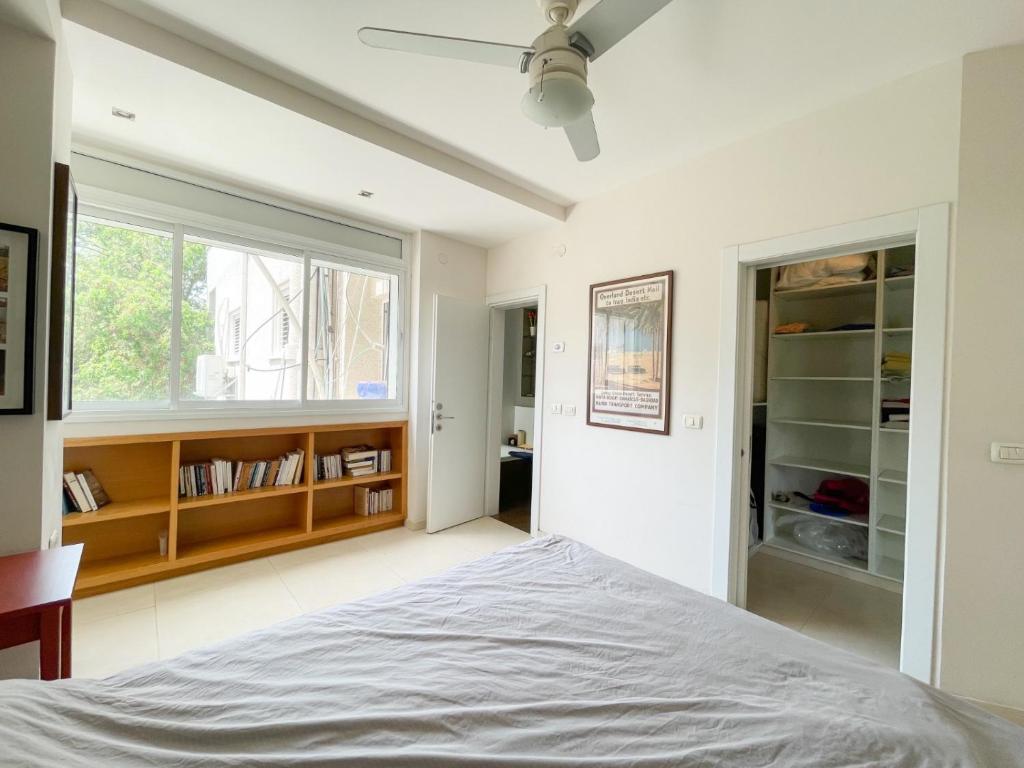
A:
[521, 25, 593, 128]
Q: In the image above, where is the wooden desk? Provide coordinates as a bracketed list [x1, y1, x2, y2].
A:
[0, 544, 83, 680]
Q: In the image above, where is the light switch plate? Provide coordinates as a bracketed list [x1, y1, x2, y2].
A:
[552, 341, 565, 353]
[991, 442, 1024, 463]
[551, 403, 563, 415]
[684, 414, 704, 430]
[564, 405, 577, 416]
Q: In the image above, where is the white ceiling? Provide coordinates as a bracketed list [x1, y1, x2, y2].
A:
[66, 0, 1024, 247]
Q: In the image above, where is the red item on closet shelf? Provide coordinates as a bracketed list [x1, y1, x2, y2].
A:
[813, 478, 869, 516]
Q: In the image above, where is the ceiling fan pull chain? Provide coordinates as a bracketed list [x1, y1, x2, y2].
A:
[538, 57, 551, 103]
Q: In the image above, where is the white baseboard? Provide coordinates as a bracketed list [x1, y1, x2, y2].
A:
[962, 696, 1024, 726]
[404, 518, 426, 531]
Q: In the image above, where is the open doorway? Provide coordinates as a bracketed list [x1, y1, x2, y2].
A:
[714, 206, 950, 683]
[490, 305, 537, 533]
[745, 249, 912, 668]
[483, 288, 546, 537]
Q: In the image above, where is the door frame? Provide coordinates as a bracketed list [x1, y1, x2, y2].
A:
[712, 205, 950, 684]
[484, 286, 547, 537]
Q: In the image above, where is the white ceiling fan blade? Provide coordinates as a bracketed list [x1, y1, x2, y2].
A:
[358, 27, 532, 68]
[568, 0, 674, 61]
[564, 111, 600, 162]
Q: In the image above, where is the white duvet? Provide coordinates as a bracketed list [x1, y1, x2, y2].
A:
[0, 535, 1021, 766]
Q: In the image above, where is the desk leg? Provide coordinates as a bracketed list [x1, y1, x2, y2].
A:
[60, 602, 72, 679]
[39, 609, 60, 681]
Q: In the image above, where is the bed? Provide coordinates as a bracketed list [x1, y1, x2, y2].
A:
[0, 535, 1021, 766]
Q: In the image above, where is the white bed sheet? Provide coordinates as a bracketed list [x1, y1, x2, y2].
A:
[0, 535, 1021, 766]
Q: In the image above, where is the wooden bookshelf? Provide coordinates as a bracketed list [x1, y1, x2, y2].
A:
[62, 421, 407, 597]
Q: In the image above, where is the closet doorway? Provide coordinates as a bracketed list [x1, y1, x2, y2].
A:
[714, 207, 950, 683]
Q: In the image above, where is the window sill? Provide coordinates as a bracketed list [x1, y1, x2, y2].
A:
[63, 401, 408, 430]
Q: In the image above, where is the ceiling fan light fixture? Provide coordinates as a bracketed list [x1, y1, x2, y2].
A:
[520, 70, 594, 128]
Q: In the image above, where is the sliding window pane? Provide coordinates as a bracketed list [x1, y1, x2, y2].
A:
[73, 216, 172, 404]
[307, 260, 395, 400]
[181, 237, 303, 402]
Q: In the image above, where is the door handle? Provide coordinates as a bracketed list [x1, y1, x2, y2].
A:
[436, 415, 456, 420]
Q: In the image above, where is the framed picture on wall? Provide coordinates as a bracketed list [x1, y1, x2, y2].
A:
[0, 222, 39, 415]
[48, 162, 78, 420]
[586, 271, 673, 435]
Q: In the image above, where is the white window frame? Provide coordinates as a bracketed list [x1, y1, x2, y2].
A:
[69, 193, 410, 422]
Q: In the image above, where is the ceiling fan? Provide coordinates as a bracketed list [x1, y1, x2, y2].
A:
[358, 0, 674, 162]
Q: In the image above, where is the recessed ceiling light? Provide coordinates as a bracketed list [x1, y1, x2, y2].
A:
[358, 190, 375, 198]
[111, 107, 136, 121]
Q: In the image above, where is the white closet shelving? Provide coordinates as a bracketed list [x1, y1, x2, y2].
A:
[761, 246, 915, 587]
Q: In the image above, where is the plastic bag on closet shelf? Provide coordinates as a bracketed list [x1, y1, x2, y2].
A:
[791, 519, 869, 561]
[775, 253, 875, 291]
[775, 514, 868, 561]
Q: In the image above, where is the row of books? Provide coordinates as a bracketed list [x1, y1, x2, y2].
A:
[63, 470, 110, 513]
[315, 446, 392, 481]
[179, 449, 305, 498]
[355, 486, 394, 516]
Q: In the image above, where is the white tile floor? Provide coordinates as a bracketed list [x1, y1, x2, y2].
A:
[746, 550, 903, 669]
[72, 516, 530, 679]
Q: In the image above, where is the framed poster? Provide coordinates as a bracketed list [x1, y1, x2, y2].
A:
[48, 162, 78, 420]
[0, 222, 38, 415]
[587, 271, 673, 434]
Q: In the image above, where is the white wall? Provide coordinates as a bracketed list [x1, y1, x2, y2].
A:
[488, 60, 962, 590]
[407, 231, 487, 526]
[0, 1, 70, 677]
[939, 43, 1024, 711]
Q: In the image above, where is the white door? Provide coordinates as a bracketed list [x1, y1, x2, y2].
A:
[427, 294, 491, 533]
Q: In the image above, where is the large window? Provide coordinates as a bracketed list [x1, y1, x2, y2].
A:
[71, 206, 403, 413]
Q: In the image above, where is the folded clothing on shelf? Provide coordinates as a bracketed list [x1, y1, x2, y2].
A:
[882, 397, 910, 427]
[828, 323, 875, 332]
[774, 321, 812, 334]
[793, 477, 870, 517]
[882, 352, 911, 376]
[887, 265, 915, 277]
[775, 253, 875, 291]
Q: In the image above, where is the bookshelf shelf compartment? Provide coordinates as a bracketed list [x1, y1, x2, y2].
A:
[312, 510, 405, 536]
[178, 484, 307, 509]
[176, 526, 309, 565]
[63, 421, 407, 597]
[62, 497, 169, 527]
[314, 471, 403, 491]
[76, 552, 170, 592]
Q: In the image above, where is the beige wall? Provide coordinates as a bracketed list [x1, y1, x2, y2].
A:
[488, 60, 962, 591]
[939, 43, 1024, 710]
[407, 231, 487, 526]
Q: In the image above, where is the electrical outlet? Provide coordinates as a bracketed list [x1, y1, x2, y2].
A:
[564, 405, 577, 416]
[552, 341, 565, 353]
[551, 403, 563, 415]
